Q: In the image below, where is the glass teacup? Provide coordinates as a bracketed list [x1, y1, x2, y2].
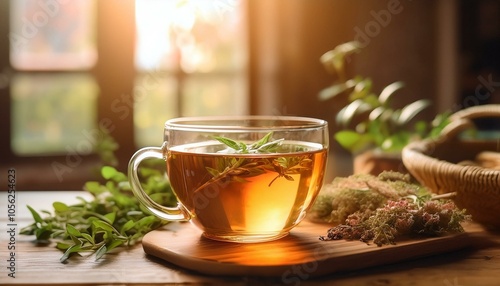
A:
[128, 116, 329, 243]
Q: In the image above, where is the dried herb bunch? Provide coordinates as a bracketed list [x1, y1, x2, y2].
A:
[309, 171, 419, 225]
[310, 171, 471, 246]
[320, 198, 470, 246]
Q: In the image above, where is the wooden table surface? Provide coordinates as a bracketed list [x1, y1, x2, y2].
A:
[1, 191, 500, 286]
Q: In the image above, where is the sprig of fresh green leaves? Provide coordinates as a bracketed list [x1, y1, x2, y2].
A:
[205, 132, 312, 188]
[214, 131, 284, 154]
[20, 163, 176, 263]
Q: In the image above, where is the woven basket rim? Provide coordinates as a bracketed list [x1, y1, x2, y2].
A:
[403, 139, 500, 183]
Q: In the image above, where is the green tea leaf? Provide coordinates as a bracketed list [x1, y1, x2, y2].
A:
[256, 138, 283, 153]
[378, 81, 405, 104]
[53, 202, 69, 213]
[238, 142, 248, 153]
[136, 216, 156, 229]
[56, 242, 72, 250]
[206, 167, 221, 178]
[318, 81, 355, 101]
[92, 220, 115, 233]
[60, 245, 80, 263]
[120, 220, 135, 234]
[336, 99, 373, 127]
[95, 244, 108, 261]
[101, 166, 118, 180]
[34, 228, 52, 241]
[66, 224, 82, 238]
[26, 205, 44, 224]
[81, 233, 95, 245]
[320, 41, 360, 77]
[106, 240, 124, 252]
[397, 99, 431, 126]
[334, 130, 374, 153]
[104, 212, 116, 224]
[334, 131, 364, 152]
[348, 78, 373, 101]
[414, 120, 428, 136]
[250, 131, 273, 149]
[214, 136, 241, 151]
[84, 181, 103, 194]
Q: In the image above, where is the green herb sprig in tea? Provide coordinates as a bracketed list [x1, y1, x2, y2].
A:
[204, 132, 313, 188]
[164, 131, 327, 237]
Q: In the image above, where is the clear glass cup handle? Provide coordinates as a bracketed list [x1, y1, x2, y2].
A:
[128, 145, 191, 221]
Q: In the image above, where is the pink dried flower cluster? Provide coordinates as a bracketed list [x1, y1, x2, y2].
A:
[320, 198, 470, 246]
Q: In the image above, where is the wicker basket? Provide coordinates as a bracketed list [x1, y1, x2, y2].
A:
[402, 104, 500, 229]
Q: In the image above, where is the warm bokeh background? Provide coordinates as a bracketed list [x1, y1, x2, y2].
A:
[1, 0, 499, 190]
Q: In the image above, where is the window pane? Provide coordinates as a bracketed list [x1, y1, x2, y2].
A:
[135, 0, 178, 71]
[11, 74, 99, 155]
[9, 0, 97, 70]
[182, 75, 247, 116]
[134, 73, 178, 147]
[135, 0, 247, 73]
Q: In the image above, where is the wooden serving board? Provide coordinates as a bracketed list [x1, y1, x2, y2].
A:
[142, 221, 478, 277]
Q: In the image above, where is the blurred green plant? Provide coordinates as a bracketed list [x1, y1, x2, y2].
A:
[94, 129, 120, 167]
[319, 41, 450, 153]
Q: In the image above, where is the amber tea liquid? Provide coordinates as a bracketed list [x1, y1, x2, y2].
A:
[167, 140, 327, 242]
